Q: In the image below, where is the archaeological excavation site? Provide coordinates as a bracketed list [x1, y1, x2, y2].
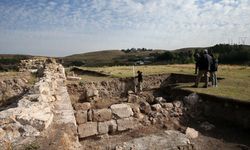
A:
[0, 58, 249, 150]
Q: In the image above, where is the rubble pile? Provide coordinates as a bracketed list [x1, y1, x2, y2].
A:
[18, 58, 47, 72]
[73, 89, 202, 143]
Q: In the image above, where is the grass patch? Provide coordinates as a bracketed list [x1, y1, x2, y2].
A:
[77, 64, 250, 102]
[23, 142, 40, 150]
[177, 65, 250, 102]
[80, 64, 194, 78]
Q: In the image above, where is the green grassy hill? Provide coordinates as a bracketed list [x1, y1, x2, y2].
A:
[63, 49, 166, 66]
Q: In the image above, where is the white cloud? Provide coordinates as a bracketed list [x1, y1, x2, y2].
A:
[0, 0, 249, 56]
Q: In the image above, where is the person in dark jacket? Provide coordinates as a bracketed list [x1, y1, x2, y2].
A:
[194, 50, 200, 74]
[210, 54, 218, 87]
[194, 49, 212, 88]
[136, 71, 143, 93]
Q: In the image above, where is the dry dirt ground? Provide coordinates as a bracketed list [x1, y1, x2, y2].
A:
[77, 90, 250, 150]
[2, 71, 249, 150]
[79, 124, 249, 150]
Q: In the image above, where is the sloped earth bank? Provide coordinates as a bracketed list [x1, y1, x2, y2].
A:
[68, 74, 250, 150]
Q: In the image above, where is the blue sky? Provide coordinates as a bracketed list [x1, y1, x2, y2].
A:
[0, 0, 250, 56]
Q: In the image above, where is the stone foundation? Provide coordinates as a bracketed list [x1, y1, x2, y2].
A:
[0, 59, 79, 149]
[76, 103, 141, 138]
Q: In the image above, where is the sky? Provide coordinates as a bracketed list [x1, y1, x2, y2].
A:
[0, 0, 250, 56]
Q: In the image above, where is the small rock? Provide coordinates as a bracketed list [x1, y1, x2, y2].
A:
[115, 145, 124, 150]
[127, 94, 140, 103]
[155, 97, 166, 103]
[141, 116, 151, 126]
[151, 104, 162, 112]
[127, 90, 134, 94]
[173, 100, 183, 108]
[130, 105, 144, 120]
[185, 127, 198, 139]
[183, 93, 199, 106]
[139, 101, 151, 114]
[162, 103, 174, 111]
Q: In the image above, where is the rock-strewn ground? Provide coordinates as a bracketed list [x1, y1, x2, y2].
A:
[1, 59, 249, 150]
[69, 77, 250, 150]
[0, 72, 35, 108]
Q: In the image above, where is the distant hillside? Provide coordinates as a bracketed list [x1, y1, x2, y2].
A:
[62, 44, 250, 66]
[156, 44, 250, 65]
[63, 49, 166, 66]
[1, 44, 249, 68]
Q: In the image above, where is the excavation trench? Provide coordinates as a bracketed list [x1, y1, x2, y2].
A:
[67, 73, 250, 149]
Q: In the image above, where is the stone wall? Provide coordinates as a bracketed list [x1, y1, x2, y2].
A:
[0, 58, 78, 148]
[74, 102, 140, 138]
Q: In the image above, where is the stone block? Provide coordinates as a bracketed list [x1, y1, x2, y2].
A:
[16, 107, 53, 131]
[93, 108, 112, 122]
[75, 110, 88, 124]
[117, 117, 138, 131]
[98, 120, 117, 134]
[74, 103, 91, 111]
[78, 122, 98, 138]
[110, 104, 133, 119]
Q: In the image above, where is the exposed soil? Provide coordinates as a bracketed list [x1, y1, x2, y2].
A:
[79, 123, 249, 150]
[0, 71, 35, 108]
[68, 74, 250, 150]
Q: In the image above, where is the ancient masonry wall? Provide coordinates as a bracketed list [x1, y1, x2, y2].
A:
[0, 60, 77, 146]
[74, 102, 140, 138]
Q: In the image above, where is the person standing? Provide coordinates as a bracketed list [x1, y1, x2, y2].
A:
[210, 54, 218, 87]
[136, 71, 143, 93]
[194, 50, 200, 74]
[194, 49, 212, 88]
